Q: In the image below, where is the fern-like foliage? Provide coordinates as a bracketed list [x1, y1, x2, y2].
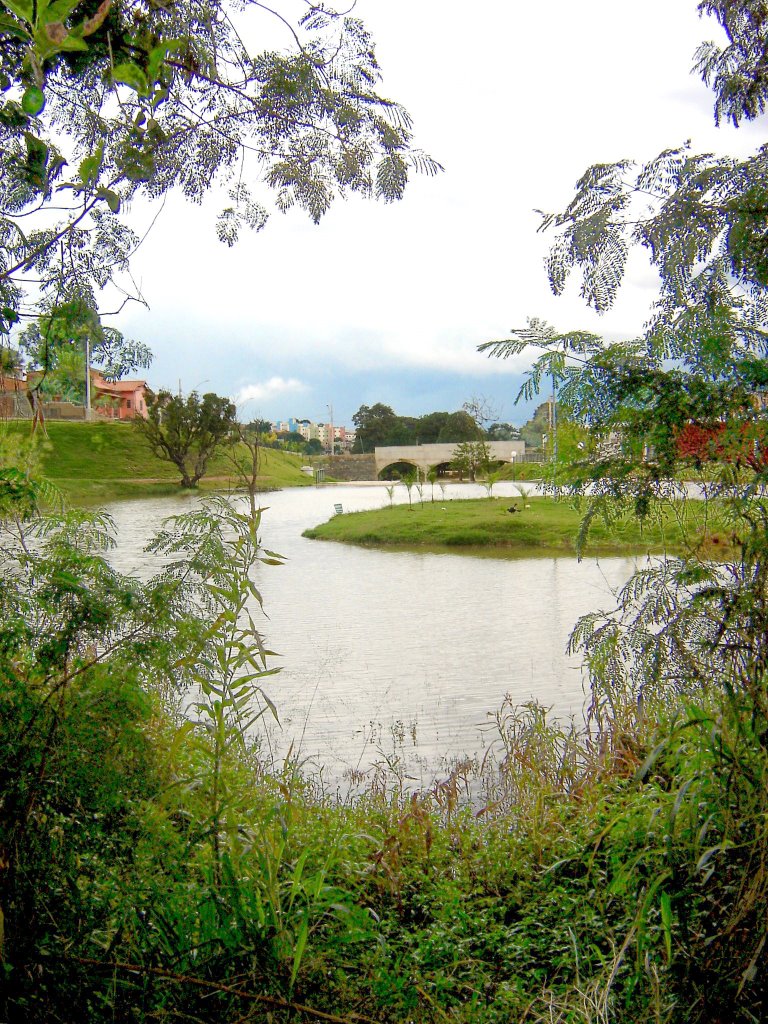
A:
[478, 6, 768, 766]
[540, 144, 768, 369]
[695, 0, 768, 126]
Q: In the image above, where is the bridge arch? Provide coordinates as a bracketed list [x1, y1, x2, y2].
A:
[377, 459, 419, 480]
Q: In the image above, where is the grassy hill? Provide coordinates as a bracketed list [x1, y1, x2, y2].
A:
[3, 420, 312, 503]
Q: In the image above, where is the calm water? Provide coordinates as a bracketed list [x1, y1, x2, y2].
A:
[105, 482, 637, 784]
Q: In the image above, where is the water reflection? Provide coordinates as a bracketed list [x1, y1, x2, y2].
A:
[105, 482, 637, 784]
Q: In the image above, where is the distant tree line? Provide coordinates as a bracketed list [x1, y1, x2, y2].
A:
[238, 401, 556, 460]
[351, 404, 482, 451]
[352, 403, 509, 452]
[349, 402, 555, 453]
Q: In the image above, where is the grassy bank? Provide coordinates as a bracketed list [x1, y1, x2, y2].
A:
[3, 419, 312, 503]
[304, 494, 737, 557]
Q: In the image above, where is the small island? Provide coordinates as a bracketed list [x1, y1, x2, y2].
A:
[303, 495, 736, 558]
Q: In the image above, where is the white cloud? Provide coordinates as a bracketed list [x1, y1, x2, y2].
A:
[234, 377, 308, 408]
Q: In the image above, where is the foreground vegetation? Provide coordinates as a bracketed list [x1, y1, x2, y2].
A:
[304, 494, 738, 559]
[2, 477, 767, 1024]
[2, 420, 312, 502]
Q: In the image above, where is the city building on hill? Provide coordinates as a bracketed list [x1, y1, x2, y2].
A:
[273, 417, 356, 452]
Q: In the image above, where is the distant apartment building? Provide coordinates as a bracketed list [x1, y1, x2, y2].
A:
[316, 422, 355, 450]
[270, 418, 311, 436]
[274, 416, 356, 450]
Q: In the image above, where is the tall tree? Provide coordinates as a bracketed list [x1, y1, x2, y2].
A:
[0, 1, 440, 347]
[486, 421, 520, 441]
[0, 344, 22, 379]
[414, 411, 450, 444]
[247, 419, 273, 436]
[462, 393, 500, 432]
[136, 390, 237, 488]
[19, 298, 151, 402]
[352, 404, 484, 450]
[351, 403, 399, 451]
[435, 410, 482, 443]
[451, 440, 490, 482]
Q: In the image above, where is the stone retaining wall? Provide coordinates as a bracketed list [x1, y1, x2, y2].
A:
[322, 453, 377, 481]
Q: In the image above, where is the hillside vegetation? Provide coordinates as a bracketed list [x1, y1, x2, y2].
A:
[2, 420, 312, 502]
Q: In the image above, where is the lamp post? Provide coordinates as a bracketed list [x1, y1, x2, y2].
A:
[551, 379, 558, 466]
[178, 379, 209, 397]
[327, 403, 335, 456]
[84, 336, 92, 421]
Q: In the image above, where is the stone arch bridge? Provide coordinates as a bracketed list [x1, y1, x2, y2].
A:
[374, 441, 526, 477]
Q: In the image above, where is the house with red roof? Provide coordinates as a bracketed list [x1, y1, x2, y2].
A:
[19, 371, 152, 420]
[91, 374, 151, 420]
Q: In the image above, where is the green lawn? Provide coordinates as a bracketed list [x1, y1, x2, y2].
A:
[3, 420, 312, 503]
[303, 495, 737, 558]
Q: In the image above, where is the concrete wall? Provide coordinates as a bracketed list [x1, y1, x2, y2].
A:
[323, 453, 377, 481]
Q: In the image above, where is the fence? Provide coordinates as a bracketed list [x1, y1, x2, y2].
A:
[1, 393, 91, 421]
[0, 392, 35, 419]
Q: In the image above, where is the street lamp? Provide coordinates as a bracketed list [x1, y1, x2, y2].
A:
[327, 403, 335, 456]
[551, 381, 558, 466]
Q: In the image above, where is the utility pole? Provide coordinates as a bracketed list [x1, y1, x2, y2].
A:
[552, 379, 558, 466]
[327, 403, 335, 456]
[85, 336, 92, 421]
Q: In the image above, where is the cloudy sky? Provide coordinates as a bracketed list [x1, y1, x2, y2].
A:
[112, 0, 763, 429]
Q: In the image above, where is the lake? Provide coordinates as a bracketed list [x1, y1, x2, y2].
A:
[106, 482, 638, 787]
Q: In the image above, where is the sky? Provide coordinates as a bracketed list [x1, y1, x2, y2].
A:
[111, 0, 766, 429]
